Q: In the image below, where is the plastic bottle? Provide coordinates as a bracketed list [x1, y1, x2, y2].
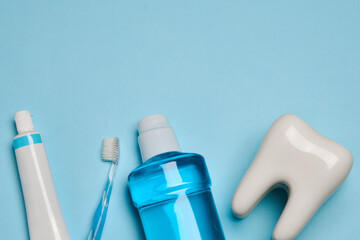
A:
[13, 110, 71, 240]
[128, 114, 225, 240]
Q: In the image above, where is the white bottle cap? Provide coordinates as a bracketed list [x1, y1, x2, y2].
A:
[15, 110, 34, 134]
[138, 114, 181, 162]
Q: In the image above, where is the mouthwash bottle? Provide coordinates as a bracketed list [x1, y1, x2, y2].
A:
[128, 114, 225, 240]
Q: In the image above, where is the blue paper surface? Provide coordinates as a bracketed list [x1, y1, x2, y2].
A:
[1, 1, 359, 239]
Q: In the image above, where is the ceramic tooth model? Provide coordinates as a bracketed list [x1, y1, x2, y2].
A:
[232, 114, 353, 240]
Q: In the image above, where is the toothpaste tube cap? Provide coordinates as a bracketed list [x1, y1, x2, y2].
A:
[15, 110, 34, 134]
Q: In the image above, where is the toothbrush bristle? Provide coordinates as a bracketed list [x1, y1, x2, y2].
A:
[102, 137, 119, 162]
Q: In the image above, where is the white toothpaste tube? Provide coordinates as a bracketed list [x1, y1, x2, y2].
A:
[13, 110, 71, 240]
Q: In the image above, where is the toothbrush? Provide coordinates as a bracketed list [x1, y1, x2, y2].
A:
[88, 138, 119, 240]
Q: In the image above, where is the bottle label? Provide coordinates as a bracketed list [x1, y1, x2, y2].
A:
[13, 134, 43, 150]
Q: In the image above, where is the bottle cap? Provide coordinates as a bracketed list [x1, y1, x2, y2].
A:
[15, 110, 34, 134]
[138, 114, 181, 162]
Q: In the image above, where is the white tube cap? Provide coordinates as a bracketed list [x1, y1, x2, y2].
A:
[15, 110, 34, 134]
[138, 114, 181, 162]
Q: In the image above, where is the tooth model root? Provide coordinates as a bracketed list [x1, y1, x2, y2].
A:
[232, 114, 353, 240]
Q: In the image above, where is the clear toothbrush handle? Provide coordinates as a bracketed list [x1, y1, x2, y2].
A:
[88, 162, 117, 240]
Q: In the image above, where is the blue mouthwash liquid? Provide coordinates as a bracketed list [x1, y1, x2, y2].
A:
[128, 114, 225, 240]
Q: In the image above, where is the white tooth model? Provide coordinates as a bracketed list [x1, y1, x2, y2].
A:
[232, 114, 353, 240]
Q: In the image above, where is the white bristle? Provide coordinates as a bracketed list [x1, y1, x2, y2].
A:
[102, 137, 119, 162]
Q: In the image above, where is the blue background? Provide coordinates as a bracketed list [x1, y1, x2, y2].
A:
[1, 1, 359, 239]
